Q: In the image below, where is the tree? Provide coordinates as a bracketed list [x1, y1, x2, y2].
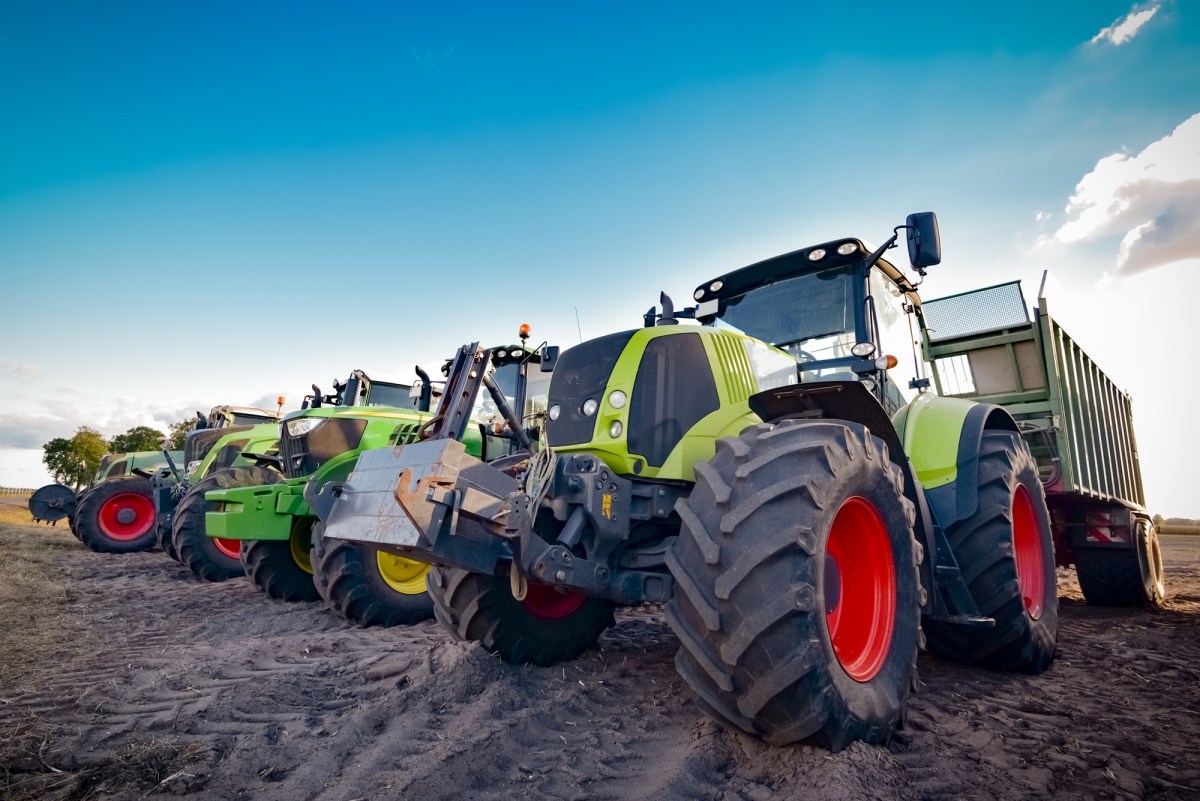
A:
[109, 425, 166, 454]
[42, 427, 109, 492]
[167, 417, 198, 450]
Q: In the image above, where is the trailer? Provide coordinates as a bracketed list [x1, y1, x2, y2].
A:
[920, 278, 1164, 606]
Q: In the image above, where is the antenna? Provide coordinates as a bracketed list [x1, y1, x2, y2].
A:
[574, 307, 583, 343]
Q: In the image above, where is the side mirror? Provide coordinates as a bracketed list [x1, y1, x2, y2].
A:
[906, 212, 941, 268]
[539, 345, 560, 372]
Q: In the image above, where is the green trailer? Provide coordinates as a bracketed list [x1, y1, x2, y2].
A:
[921, 279, 1164, 606]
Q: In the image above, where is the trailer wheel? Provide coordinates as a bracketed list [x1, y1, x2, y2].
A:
[241, 519, 321, 602]
[311, 523, 434, 626]
[174, 466, 281, 582]
[1075, 517, 1164, 607]
[427, 566, 616, 666]
[74, 477, 158, 553]
[923, 431, 1057, 673]
[666, 419, 921, 750]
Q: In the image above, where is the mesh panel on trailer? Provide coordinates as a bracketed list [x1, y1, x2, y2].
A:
[922, 281, 1030, 342]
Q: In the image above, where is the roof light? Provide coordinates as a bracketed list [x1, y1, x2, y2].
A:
[807, 248, 827, 262]
[837, 242, 859, 255]
[694, 289, 705, 301]
[710, 280, 723, 292]
[518, 323, 531, 341]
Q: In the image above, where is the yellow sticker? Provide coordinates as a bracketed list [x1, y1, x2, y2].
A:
[601, 493, 613, 519]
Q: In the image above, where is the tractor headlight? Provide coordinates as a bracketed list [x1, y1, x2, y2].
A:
[581, 398, 598, 417]
[186, 460, 201, 475]
[608, 390, 627, 409]
[609, 421, 623, 438]
[693, 288, 705, 301]
[837, 242, 859, 256]
[851, 342, 876, 357]
[807, 248, 827, 261]
[548, 404, 561, 421]
[286, 417, 326, 437]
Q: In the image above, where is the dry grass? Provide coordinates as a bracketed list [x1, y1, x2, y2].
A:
[0, 521, 90, 694]
[1163, 523, 1200, 536]
[0, 503, 36, 526]
[1, 725, 210, 801]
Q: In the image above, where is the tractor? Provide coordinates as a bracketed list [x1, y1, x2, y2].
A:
[205, 350, 550, 629]
[31, 450, 182, 553]
[157, 405, 283, 580]
[320, 212, 1059, 751]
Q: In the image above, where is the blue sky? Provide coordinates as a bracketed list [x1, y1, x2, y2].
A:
[2, 1, 1199, 516]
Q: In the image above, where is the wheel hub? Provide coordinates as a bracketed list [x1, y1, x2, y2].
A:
[116, 508, 136, 525]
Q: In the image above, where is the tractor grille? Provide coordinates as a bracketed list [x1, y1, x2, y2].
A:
[627, 332, 719, 467]
[546, 330, 636, 447]
[184, 425, 252, 466]
[279, 419, 368, 479]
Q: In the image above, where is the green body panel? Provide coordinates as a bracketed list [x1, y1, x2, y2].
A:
[205, 405, 485, 541]
[190, 423, 280, 482]
[206, 479, 308, 541]
[892, 392, 975, 489]
[95, 450, 184, 482]
[551, 327, 795, 482]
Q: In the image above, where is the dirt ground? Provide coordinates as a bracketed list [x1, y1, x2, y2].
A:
[1, 518, 1198, 801]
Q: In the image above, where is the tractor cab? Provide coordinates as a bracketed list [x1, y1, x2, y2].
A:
[692, 215, 940, 416]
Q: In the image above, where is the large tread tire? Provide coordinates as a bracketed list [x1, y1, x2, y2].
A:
[174, 466, 282, 582]
[427, 566, 616, 667]
[311, 522, 434, 627]
[241, 520, 321, 602]
[1075, 517, 1165, 607]
[665, 418, 921, 750]
[156, 485, 183, 563]
[923, 431, 1058, 673]
[74, 477, 158, 553]
[67, 486, 91, 539]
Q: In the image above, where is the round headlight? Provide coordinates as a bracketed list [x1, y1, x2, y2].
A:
[608, 390, 627, 409]
[837, 242, 859, 255]
[693, 288, 705, 301]
[185, 460, 201, 475]
[548, 404, 561, 421]
[609, 421, 623, 438]
[286, 417, 327, 437]
[582, 398, 598, 417]
[807, 248, 827, 262]
[710, 280, 723, 292]
[851, 342, 876, 357]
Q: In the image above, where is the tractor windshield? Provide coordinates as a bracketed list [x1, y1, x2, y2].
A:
[363, 381, 417, 410]
[711, 264, 857, 372]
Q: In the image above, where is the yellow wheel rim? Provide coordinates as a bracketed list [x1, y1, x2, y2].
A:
[290, 528, 314, 575]
[375, 550, 429, 594]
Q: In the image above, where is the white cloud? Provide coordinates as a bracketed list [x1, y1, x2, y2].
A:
[1053, 113, 1200, 275]
[1034, 210, 1050, 223]
[0, 360, 40, 382]
[1090, 4, 1161, 46]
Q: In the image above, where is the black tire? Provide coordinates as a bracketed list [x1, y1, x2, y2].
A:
[1075, 516, 1165, 607]
[242, 518, 321, 602]
[68, 486, 93, 539]
[666, 419, 921, 750]
[73, 477, 158, 553]
[427, 566, 616, 666]
[311, 522, 434, 626]
[156, 485, 184, 563]
[923, 431, 1058, 673]
[174, 466, 282, 582]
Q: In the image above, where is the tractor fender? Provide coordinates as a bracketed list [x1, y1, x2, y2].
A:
[893, 393, 1019, 530]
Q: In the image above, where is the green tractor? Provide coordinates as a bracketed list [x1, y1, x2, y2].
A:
[31, 450, 183, 553]
[321, 212, 1059, 751]
[156, 405, 283, 581]
[206, 352, 549, 628]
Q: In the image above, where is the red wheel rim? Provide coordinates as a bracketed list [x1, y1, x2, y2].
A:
[825, 497, 896, 682]
[98, 493, 155, 540]
[522, 581, 587, 621]
[213, 538, 242, 560]
[1011, 484, 1044, 620]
